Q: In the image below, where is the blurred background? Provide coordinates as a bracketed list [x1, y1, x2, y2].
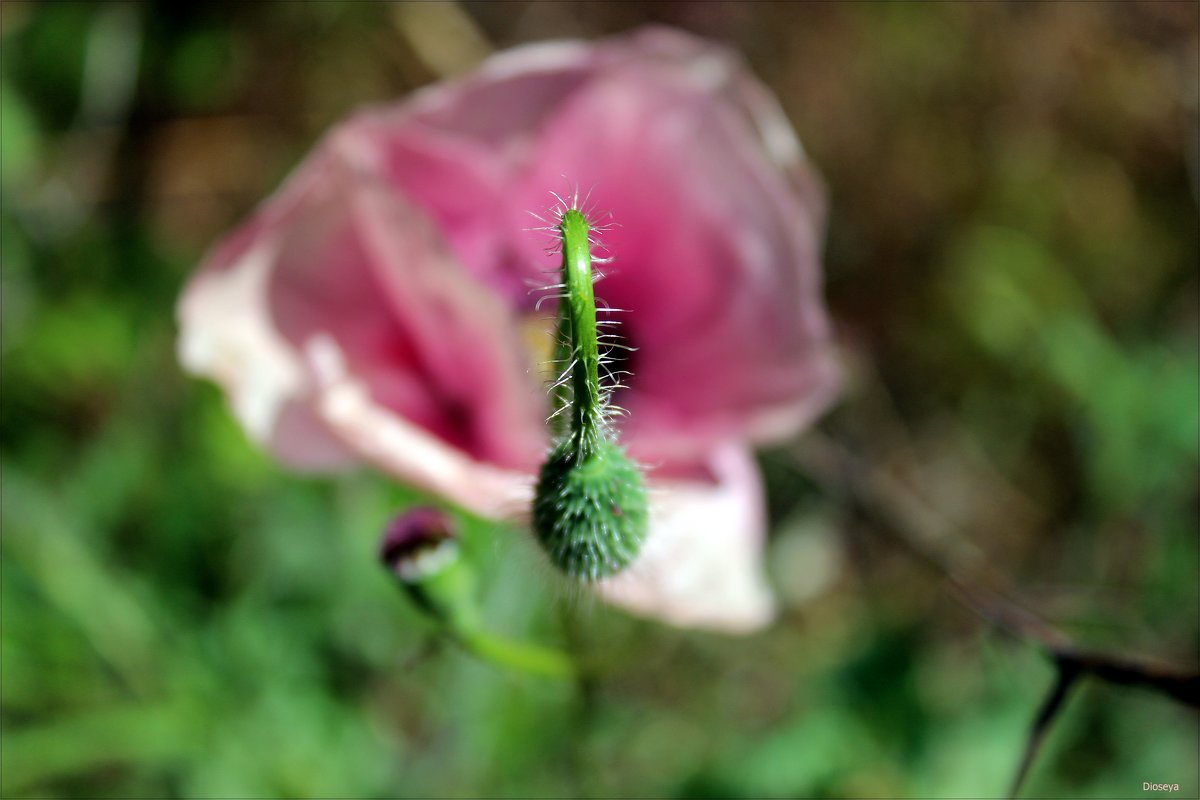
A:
[2, 2, 1197, 797]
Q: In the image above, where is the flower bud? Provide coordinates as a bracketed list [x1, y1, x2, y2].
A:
[379, 507, 476, 628]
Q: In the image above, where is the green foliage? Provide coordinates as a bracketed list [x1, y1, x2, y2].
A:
[947, 224, 1199, 515]
[2, 3, 1196, 798]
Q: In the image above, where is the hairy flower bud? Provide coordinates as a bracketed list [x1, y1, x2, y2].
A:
[380, 507, 475, 627]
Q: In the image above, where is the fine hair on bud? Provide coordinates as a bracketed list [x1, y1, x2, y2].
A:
[529, 189, 648, 581]
[534, 438, 648, 581]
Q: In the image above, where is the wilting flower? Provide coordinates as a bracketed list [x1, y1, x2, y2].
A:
[178, 27, 839, 632]
[380, 507, 474, 628]
[380, 506, 459, 584]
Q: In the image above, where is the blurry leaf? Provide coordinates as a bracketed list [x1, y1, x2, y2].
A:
[947, 225, 1088, 358]
[689, 694, 888, 797]
[191, 381, 275, 491]
[1, 462, 162, 690]
[166, 27, 240, 110]
[2, 2, 90, 130]
[1, 701, 194, 796]
[0, 215, 35, 351]
[946, 225, 1199, 512]
[6, 294, 136, 396]
[0, 75, 41, 191]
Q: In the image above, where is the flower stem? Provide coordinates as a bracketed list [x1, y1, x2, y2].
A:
[558, 209, 603, 458]
[532, 201, 649, 581]
[451, 625, 577, 679]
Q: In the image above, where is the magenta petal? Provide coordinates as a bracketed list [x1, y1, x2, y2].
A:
[509, 35, 839, 464]
[180, 119, 548, 475]
[179, 26, 842, 633]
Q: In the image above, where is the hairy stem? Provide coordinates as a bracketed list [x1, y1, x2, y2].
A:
[559, 209, 603, 458]
[532, 202, 648, 580]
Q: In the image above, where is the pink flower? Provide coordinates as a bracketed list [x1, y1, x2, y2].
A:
[177, 27, 839, 632]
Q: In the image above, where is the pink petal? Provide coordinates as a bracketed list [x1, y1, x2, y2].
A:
[179, 27, 840, 634]
[179, 120, 549, 476]
[177, 211, 358, 470]
[503, 32, 840, 466]
[311, 334, 534, 519]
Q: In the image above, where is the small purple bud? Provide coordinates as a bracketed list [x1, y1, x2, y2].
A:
[380, 507, 459, 583]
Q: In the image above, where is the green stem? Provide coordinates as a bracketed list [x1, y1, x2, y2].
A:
[451, 625, 577, 679]
[559, 209, 603, 458]
[550, 298, 574, 440]
[532, 205, 649, 580]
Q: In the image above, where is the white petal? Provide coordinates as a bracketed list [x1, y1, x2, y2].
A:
[177, 238, 357, 470]
[178, 239, 297, 442]
[598, 444, 776, 633]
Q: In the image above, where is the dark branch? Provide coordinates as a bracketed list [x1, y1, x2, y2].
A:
[1010, 664, 1082, 798]
[792, 431, 1200, 796]
[793, 432, 1199, 705]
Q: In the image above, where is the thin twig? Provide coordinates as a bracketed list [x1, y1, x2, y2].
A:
[794, 432, 1199, 702]
[1009, 664, 1082, 798]
[944, 582, 1198, 708]
[791, 431, 1200, 796]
